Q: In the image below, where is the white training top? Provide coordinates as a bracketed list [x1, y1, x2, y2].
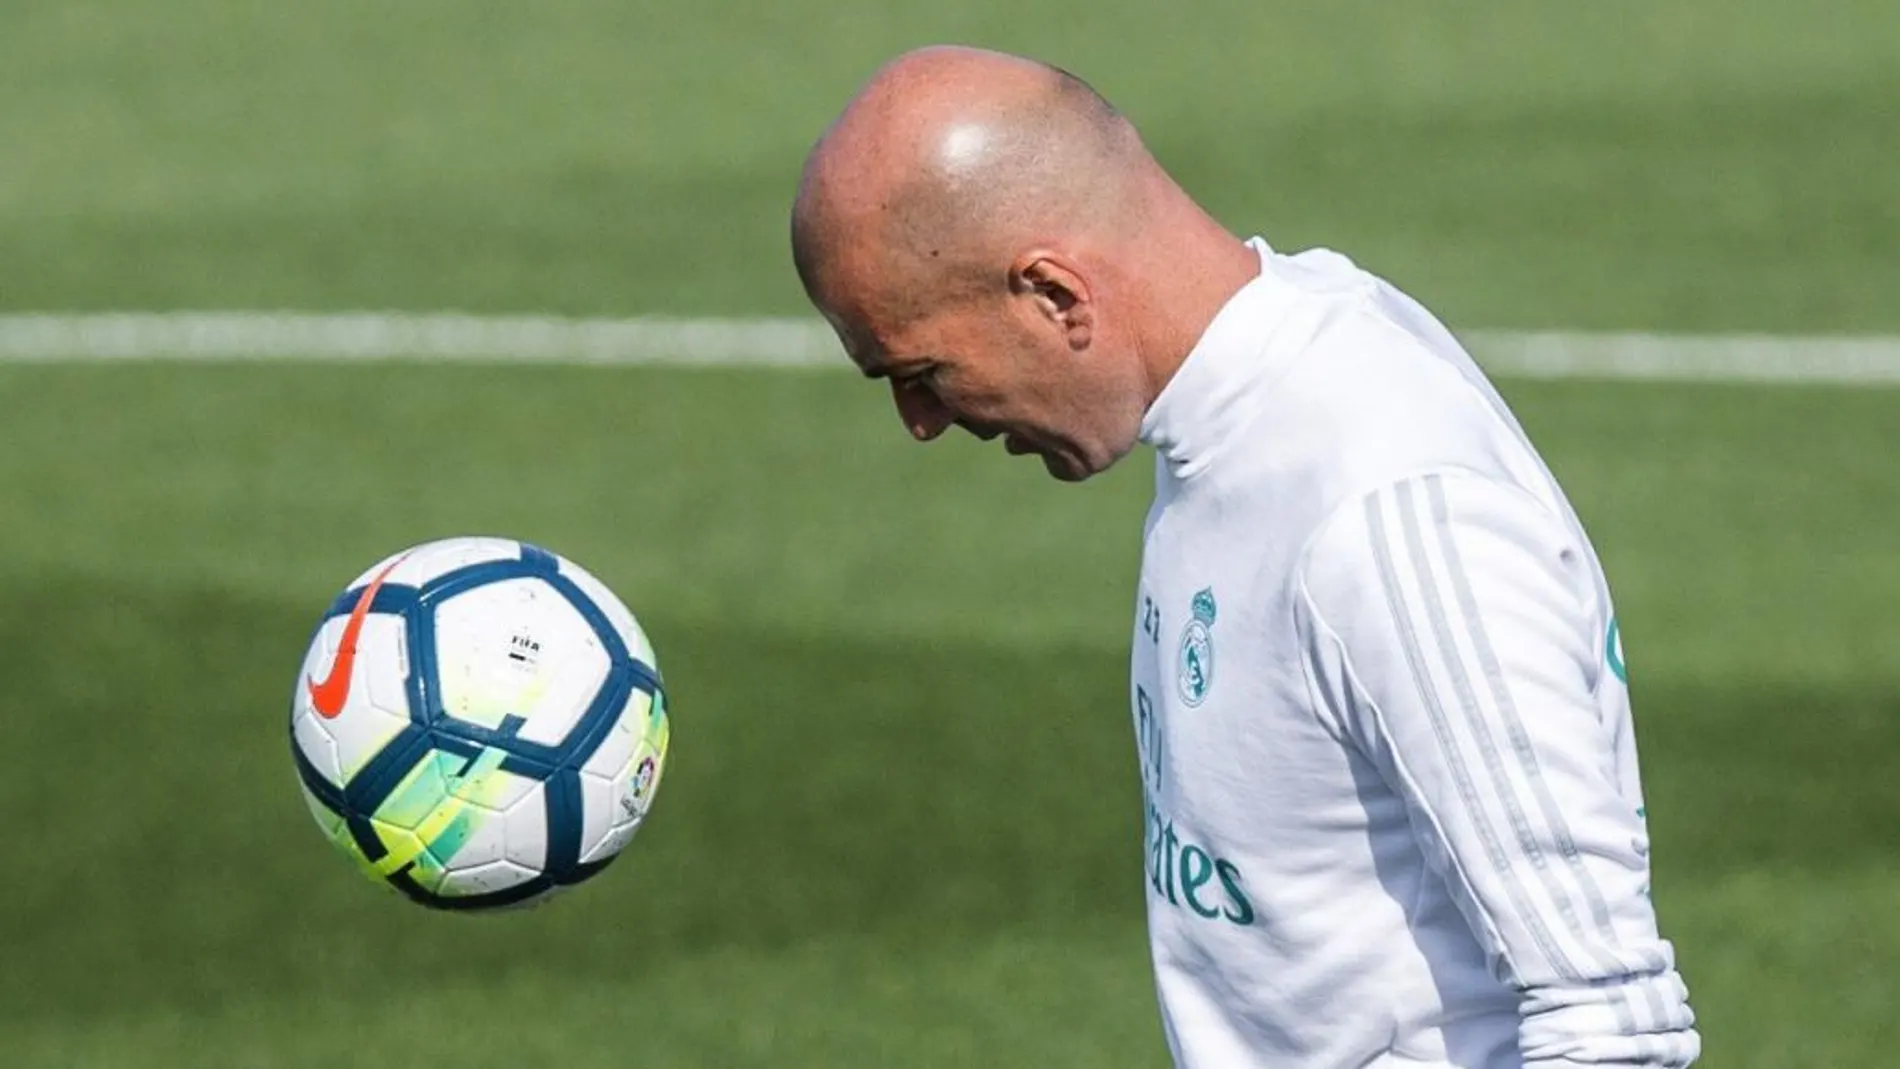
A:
[1130, 239, 1698, 1068]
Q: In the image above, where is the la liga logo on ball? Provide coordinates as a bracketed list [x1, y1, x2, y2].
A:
[289, 537, 670, 911]
[624, 754, 660, 818]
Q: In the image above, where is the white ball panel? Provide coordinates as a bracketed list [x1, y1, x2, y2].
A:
[291, 709, 343, 785]
[436, 858, 541, 897]
[585, 821, 639, 867]
[576, 694, 665, 864]
[454, 764, 540, 810]
[365, 626, 411, 717]
[344, 537, 524, 591]
[433, 578, 607, 747]
[431, 764, 538, 874]
[291, 614, 411, 785]
[433, 799, 509, 873]
[558, 555, 658, 670]
[576, 767, 615, 864]
[575, 696, 639, 864]
[579, 697, 639, 781]
[500, 780, 550, 872]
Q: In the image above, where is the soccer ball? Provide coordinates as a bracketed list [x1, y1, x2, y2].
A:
[289, 537, 669, 910]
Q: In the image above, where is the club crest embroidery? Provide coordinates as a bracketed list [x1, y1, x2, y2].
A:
[1177, 587, 1217, 707]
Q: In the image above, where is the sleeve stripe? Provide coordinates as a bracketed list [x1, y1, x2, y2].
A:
[1397, 478, 1590, 945]
[1421, 474, 1676, 1035]
[1373, 478, 1667, 1041]
[1318, 474, 1696, 1062]
[1425, 474, 1613, 930]
[1363, 487, 1587, 986]
[1398, 477, 1656, 1037]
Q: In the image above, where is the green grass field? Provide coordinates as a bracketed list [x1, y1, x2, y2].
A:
[3, 1, 1898, 1066]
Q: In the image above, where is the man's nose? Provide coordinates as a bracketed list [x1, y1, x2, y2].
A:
[892, 380, 954, 442]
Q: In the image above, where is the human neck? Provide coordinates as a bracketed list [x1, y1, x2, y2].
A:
[1134, 210, 1263, 409]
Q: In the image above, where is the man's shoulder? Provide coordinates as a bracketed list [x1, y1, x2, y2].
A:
[1192, 256, 1551, 564]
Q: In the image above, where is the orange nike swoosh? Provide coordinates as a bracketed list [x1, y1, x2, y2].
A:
[308, 555, 408, 719]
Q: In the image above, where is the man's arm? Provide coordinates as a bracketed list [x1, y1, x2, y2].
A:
[1296, 469, 1698, 1067]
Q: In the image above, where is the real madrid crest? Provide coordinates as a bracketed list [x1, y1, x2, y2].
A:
[1177, 587, 1217, 707]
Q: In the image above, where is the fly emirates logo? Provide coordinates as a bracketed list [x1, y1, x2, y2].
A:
[1134, 679, 1256, 928]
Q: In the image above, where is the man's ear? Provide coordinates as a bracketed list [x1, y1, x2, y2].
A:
[1011, 253, 1093, 352]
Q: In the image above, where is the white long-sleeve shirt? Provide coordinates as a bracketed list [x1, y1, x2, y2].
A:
[1131, 238, 1698, 1068]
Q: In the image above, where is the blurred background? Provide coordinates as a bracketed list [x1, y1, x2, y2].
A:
[2, 2, 1895, 1065]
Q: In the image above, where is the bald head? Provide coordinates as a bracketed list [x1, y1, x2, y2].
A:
[788, 47, 1259, 483]
[792, 46, 1149, 311]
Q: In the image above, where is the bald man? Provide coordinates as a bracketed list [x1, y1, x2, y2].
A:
[792, 47, 1698, 1069]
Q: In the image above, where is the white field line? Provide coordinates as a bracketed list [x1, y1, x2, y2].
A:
[1, 312, 1898, 384]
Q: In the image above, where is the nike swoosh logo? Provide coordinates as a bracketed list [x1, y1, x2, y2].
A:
[308, 555, 408, 719]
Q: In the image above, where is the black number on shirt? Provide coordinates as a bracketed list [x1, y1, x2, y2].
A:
[1141, 596, 1161, 646]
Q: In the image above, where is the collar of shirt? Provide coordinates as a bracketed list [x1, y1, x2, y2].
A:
[1138, 237, 1295, 480]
